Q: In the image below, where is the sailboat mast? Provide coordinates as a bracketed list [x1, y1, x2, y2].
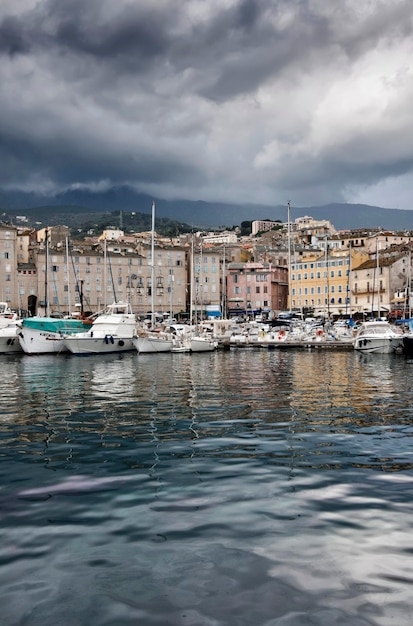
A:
[151, 201, 155, 329]
[189, 235, 194, 324]
[221, 244, 226, 319]
[371, 235, 378, 318]
[65, 236, 71, 316]
[409, 249, 412, 319]
[377, 237, 380, 318]
[103, 238, 107, 309]
[287, 202, 292, 313]
[346, 240, 352, 318]
[44, 228, 49, 317]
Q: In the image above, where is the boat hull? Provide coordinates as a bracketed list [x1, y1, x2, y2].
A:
[19, 330, 69, 354]
[190, 337, 217, 352]
[353, 337, 401, 354]
[133, 336, 173, 353]
[402, 335, 413, 357]
[63, 336, 135, 355]
[0, 326, 22, 353]
[353, 321, 402, 354]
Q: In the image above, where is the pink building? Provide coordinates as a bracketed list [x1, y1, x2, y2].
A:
[226, 262, 288, 317]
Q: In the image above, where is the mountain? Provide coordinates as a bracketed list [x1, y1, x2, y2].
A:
[0, 185, 412, 231]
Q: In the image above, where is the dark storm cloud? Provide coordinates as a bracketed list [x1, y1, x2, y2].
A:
[0, 16, 32, 55]
[1, 0, 413, 208]
[0, 0, 330, 98]
[0, 0, 173, 71]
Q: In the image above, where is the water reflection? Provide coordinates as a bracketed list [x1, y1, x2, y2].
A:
[0, 350, 413, 624]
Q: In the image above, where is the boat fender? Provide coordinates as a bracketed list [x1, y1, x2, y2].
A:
[6, 338, 11, 345]
[278, 330, 285, 340]
[110, 336, 114, 344]
[104, 335, 109, 344]
[118, 340, 124, 347]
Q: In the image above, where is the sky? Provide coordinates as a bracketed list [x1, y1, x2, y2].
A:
[1, 0, 413, 210]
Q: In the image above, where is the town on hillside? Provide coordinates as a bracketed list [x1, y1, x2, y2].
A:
[1, 215, 412, 321]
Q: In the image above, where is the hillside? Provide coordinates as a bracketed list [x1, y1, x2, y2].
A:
[1, 185, 412, 231]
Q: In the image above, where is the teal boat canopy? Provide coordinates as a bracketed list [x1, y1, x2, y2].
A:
[22, 317, 86, 334]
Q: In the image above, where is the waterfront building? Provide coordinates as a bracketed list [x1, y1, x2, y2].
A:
[352, 244, 411, 318]
[31, 237, 188, 318]
[0, 225, 18, 307]
[226, 261, 288, 317]
[134, 239, 187, 319]
[189, 243, 225, 320]
[1, 217, 412, 321]
[290, 247, 369, 317]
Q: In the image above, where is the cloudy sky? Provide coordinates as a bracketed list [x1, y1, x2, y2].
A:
[1, 0, 413, 209]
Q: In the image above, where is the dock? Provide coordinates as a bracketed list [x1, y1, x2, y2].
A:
[218, 340, 354, 351]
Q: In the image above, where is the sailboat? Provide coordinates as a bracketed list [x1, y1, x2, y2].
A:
[18, 231, 88, 354]
[133, 202, 173, 354]
[187, 236, 217, 352]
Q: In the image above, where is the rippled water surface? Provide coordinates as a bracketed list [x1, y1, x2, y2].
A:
[1, 349, 413, 625]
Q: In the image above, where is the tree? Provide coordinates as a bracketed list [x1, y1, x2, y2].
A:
[240, 221, 252, 236]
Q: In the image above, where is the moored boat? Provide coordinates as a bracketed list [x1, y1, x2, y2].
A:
[189, 334, 217, 352]
[18, 317, 90, 355]
[353, 320, 402, 354]
[402, 334, 413, 357]
[62, 302, 136, 355]
[133, 330, 174, 354]
[0, 321, 23, 353]
[0, 302, 23, 353]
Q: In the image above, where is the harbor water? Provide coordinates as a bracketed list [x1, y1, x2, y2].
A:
[1, 349, 413, 625]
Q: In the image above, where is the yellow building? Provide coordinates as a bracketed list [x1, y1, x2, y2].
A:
[289, 247, 369, 317]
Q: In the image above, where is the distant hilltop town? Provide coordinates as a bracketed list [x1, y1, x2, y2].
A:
[1, 213, 412, 320]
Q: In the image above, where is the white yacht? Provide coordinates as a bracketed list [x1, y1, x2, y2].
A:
[353, 320, 402, 354]
[62, 302, 136, 355]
